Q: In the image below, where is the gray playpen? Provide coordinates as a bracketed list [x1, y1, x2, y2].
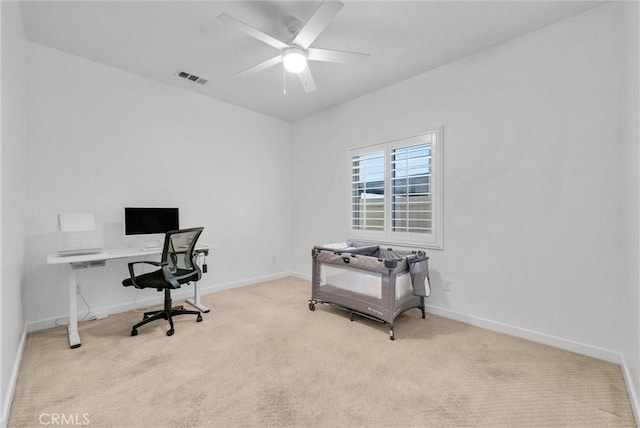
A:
[309, 242, 430, 340]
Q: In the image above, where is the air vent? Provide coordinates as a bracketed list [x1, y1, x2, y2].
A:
[176, 70, 208, 85]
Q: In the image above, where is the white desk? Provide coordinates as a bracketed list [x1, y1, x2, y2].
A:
[47, 244, 215, 349]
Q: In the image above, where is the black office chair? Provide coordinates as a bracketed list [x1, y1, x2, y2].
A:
[122, 227, 204, 337]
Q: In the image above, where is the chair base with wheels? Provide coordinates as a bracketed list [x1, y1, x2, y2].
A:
[131, 288, 203, 337]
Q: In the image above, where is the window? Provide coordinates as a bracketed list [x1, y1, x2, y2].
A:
[349, 129, 443, 249]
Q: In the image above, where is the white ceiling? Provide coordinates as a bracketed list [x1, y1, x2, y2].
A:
[20, 1, 602, 122]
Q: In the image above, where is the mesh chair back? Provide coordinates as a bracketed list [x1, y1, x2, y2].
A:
[162, 227, 204, 280]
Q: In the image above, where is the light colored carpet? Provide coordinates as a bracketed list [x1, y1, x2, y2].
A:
[9, 277, 636, 427]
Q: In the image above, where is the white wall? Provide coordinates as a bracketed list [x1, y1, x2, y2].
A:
[11, 0, 639, 420]
[24, 43, 293, 326]
[1, 1, 28, 425]
[293, 2, 633, 362]
[620, 0, 640, 414]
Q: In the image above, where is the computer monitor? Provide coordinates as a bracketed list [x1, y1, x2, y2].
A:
[124, 208, 179, 246]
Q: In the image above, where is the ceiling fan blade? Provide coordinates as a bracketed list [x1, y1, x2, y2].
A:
[217, 13, 289, 50]
[238, 55, 283, 78]
[292, 0, 343, 50]
[297, 66, 317, 93]
[307, 48, 369, 63]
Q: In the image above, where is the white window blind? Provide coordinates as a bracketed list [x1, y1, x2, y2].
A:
[391, 140, 432, 234]
[351, 151, 385, 231]
[349, 129, 443, 249]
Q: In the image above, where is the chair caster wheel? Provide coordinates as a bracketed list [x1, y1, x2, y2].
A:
[131, 329, 138, 337]
[309, 302, 315, 311]
[166, 329, 174, 336]
[196, 314, 203, 322]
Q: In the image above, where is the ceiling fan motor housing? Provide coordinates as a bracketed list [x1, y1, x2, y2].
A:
[287, 19, 304, 37]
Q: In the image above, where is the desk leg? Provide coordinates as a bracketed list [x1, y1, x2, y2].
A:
[68, 268, 81, 349]
[186, 281, 210, 313]
[186, 252, 210, 313]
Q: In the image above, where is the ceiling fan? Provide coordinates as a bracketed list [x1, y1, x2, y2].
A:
[217, 0, 369, 93]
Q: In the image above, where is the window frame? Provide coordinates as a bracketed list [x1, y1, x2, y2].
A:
[348, 128, 444, 249]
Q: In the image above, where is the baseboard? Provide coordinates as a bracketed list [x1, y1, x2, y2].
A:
[290, 271, 623, 363]
[620, 353, 640, 426]
[27, 271, 295, 332]
[195, 271, 298, 293]
[425, 304, 621, 363]
[290, 271, 311, 281]
[0, 326, 27, 428]
[291, 270, 621, 362]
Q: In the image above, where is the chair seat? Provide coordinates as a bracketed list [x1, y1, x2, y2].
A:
[122, 268, 199, 289]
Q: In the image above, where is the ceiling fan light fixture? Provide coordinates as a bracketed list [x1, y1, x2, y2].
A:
[283, 47, 307, 73]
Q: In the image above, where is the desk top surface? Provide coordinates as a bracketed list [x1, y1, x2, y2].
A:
[47, 244, 216, 265]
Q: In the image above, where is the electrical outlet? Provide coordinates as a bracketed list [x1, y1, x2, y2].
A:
[444, 279, 452, 292]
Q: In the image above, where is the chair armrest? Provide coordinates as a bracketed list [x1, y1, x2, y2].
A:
[126, 261, 168, 288]
[127, 261, 167, 268]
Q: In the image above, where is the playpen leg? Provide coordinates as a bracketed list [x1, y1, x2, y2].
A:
[420, 297, 426, 319]
[389, 325, 395, 341]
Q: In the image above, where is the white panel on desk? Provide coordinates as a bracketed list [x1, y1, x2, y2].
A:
[58, 213, 96, 232]
[57, 213, 103, 255]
